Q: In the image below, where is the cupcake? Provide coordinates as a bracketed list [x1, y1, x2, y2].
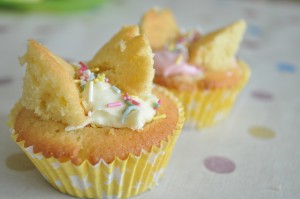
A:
[140, 8, 250, 128]
[9, 25, 184, 198]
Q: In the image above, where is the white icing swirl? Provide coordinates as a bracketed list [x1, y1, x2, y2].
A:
[65, 81, 157, 131]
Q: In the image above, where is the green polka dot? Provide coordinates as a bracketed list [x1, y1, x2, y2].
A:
[249, 126, 276, 139]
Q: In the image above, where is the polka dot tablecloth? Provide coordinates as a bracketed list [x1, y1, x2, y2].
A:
[0, 0, 300, 198]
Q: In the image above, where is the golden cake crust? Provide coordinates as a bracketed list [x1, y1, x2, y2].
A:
[14, 87, 179, 165]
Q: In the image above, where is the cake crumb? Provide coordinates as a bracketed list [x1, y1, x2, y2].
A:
[108, 128, 115, 136]
[119, 40, 126, 52]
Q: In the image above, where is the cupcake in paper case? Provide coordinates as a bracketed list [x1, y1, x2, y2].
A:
[9, 25, 184, 199]
[140, 8, 250, 128]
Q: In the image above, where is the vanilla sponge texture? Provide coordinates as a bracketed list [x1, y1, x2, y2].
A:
[140, 8, 179, 50]
[19, 40, 86, 126]
[189, 20, 246, 71]
[88, 25, 154, 98]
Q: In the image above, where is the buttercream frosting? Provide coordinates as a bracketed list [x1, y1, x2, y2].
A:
[66, 80, 158, 131]
[154, 49, 203, 77]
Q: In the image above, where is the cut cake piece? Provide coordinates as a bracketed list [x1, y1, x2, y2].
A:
[88, 25, 154, 98]
[140, 8, 179, 50]
[19, 40, 86, 125]
[189, 20, 246, 71]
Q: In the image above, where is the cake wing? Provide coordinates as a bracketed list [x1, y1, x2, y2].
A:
[88, 25, 139, 72]
[189, 20, 246, 71]
[140, 8, 179, 50]
[20, 40, 86, 125]
[88, 26, 154, 97]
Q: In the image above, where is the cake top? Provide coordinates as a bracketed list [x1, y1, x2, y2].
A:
[14, 86, 180, 165]
[17, 26, 161, 130]
[140, 8, 247, 72]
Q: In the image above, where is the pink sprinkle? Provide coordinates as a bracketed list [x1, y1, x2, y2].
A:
[79, 61, 88, 68]
[107, 102, 122, 107]
[158, 99, 161, 104]
[177, 37, 185, 43]
[123, 93, 131, 100]
[79, 61, 88, 72]
[130, 99, 140, 106]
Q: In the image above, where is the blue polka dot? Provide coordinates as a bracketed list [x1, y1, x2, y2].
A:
[247, 25, 262, 37]
[277, 62, 296, 73]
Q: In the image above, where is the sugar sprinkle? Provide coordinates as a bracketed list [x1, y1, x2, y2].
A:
[107, 101, 122, 108]
[175, 54, 184, 65]
[89, 81, 94, 102]
[111, 85, 121, 94]
[153, 99, 161, 109]
[123, 93, 131, 100]
[121, 105, 138, 124]
[130, 99, 140, 106]
[153, 114, 166, 121]
[79, 61, 88, 73]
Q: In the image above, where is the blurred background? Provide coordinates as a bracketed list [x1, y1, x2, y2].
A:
[0, 0, 299, 198]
